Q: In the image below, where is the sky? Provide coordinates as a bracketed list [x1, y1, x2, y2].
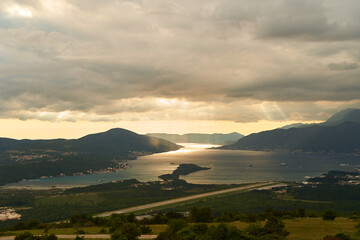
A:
[0, 0, 360, 139]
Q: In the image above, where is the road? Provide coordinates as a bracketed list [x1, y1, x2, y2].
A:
[0, 235, 157, 240]
[97, 182, 280, 217]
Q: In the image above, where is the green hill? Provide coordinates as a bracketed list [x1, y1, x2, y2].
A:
[0, 128, 181, 186]
[222, 108, 360, 154]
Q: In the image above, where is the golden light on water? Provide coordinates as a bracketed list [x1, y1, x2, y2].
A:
[167, 143, 222, 154]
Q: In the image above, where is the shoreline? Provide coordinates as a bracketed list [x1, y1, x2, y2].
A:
[0, 184, 87, 190]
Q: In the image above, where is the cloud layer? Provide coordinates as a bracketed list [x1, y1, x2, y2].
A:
[1, 0, 360, 124]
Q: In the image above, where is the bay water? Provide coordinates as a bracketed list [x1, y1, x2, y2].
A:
[4, 143, 360, 188]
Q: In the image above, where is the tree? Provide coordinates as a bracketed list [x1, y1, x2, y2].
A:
[189, 207, 213, 222]
[246, 217, 289, 238]
[165, 211, 183, 219]
[44, 234, 57, 240]
[296, 208, 306, 217]
[215, 212, 235, 222]
[208, 223, 249, 240]
[349, 211, 359, 220]
[246, 223, 264, 236]
[190, 223, 208, 235]
[109, 214, 128, 233]
[126, 214, 137, 223]
[153, 212, 168, 224]
[70, 214, 92, 225]
[323, 211, 337, 221]
[118, 222, 141, 240]
[111, 231, 128, 240]
[257, 234, 286, 240]
[155, 219, 188, 240]
[167, 219, 188, 233]
[27, 219, 40, 229]
[140, 225, 152, 234]
[263, 217, 289, 237]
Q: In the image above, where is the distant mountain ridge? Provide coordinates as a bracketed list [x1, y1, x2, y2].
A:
[147, 132, 243, 145]
[222, 108, 360, 154]
[279, 123, 316, 129]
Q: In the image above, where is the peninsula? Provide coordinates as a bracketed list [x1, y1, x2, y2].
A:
[158, 164, 211, 181]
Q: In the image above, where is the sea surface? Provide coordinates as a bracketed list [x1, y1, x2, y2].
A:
[4, 143, 360, 188]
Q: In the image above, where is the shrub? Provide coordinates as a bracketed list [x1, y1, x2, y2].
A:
[349, 211, 360, 220]
[323, 211, 337, 221]
[74, 230, 85, 234]
[140, 225, 152, 234]
[15, 232, 36, 240]
[335, 233, 352, 240]
[167, 219, 188, 233]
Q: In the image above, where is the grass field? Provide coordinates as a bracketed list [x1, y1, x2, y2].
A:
[137, 188, 360, 218]
[284, 218, 359, 240]
[230, 218, 360, 240]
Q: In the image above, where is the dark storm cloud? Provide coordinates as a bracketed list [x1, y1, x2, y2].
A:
[0, 0, 360, 123]
[228, 72, 360, 102]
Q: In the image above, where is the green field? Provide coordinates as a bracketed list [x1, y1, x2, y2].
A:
[0, 179, 239, 228]
[141, 185, 360, 217]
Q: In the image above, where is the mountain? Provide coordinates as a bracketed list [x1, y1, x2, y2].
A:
[0, 128, 180, 157]
[222, 108, 360, 154]
[0, 128, 181, 185]
[72, 128, 181, 156]
[322, 108, 360, 126]
[146, 132, 243, 145]
[279, 123, 316, 129]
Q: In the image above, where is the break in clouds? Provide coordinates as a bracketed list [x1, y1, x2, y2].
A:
[1, 0, 360, 123]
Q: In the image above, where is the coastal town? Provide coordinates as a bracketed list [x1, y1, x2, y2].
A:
[19, 159, 130, 180]
[6, 152, 80, 164]
[85, 159, 129, 175]
[305, 169, 360, 186]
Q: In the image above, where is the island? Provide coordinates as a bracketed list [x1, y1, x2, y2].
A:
[158, 163, 211, 181]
